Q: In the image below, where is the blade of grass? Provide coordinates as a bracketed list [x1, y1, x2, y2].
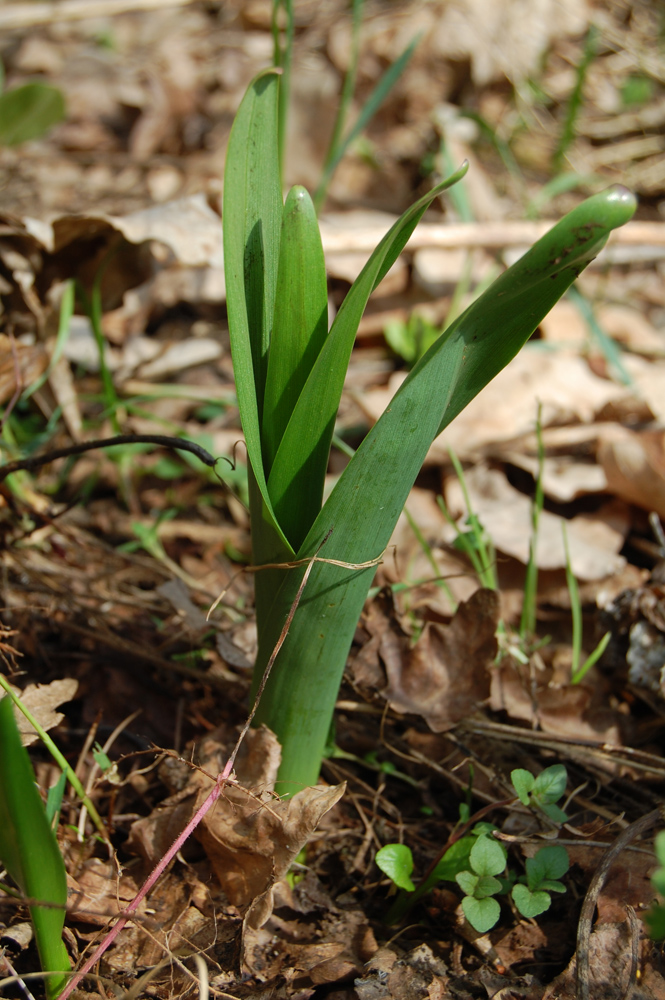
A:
[567, 284, 633, 387]
[0, 696, 70, 999]
[313, 0, 363, 212]
[0, 675, 107, 840]
[313, 32, 420, 211]
[22, 280, 75, 401]
[553, 24, 599, 171]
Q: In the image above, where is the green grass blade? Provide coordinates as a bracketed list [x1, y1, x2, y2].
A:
[252, 186, 636, 791]
[266, 163, 469, 550]
[553, 24, 599, 171]
[271, 0, 294, 182]
[0, 697, 70, 998]
[314, 32, 419, 211]
[314, 0, 364, 212]
[263, 186, 328, 477]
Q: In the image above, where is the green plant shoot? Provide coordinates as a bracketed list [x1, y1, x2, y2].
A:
[0, 696, 70, 998]
[222, 68, 636, 793]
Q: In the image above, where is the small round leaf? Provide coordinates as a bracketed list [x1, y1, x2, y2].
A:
[375, 844, 415, 891]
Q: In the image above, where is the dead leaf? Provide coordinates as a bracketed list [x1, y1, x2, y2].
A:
[599, 426, 665, 517]
[7, 678, 78, 746]
[126, 726, 345, 924]
[0, 335, 48, 405]
[489, 659, 623, 745]
[542, 919, 664, 999]
[384, 589, 499, 731]
[445, 464, 626, 580]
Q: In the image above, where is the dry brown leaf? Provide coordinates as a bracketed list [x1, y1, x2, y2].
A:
[431, 0, 587, 84]
[384, 588, 499, 731]
[542, 920, 665, 1000]
[8, 678, 78, 746]
[489, 659, 622, 745]
[599, 426, 665, 518]
[445, 464, 626, 580]
[126, 726, 345, 928]
[0, 335, 48, 405]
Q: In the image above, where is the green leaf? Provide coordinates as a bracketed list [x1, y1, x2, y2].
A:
[539, 879, 566, 893]
[511, 768, 535, 806]
[0, 82, 65, 146]
[525, 845, 570, 888]
[252, 185, 636, 792]
[461, 894, 500, 933]
[222, 68, 295, 648]
[532, 764, 568, 804]
[652, 868, 665, 898]
[0, 697, 70, 998]
[430, 836, 475, 884]
[474, 874, 503, 899]
[655, 831, 665, 866]
[469, 836, 506, 878]
[263, 185, 329, 546]
[45, 770, 67, 827]
[265, 162, 469, 554]
[540, 802, 568, 824]
[455, 870, 479, 896]
[375, 844, 415, 891]
[222, 69, 289, 553]
[512, 883, 552, 918]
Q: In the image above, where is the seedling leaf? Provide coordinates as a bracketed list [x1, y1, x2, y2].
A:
[469, 835, 506, 877]
[0, 82, 65, 146]
[431, 836, 475, 883]
[533, 764, 568, 804]
[461, 894, 500, 933]
[512, 883, 552, 918]
[511, 768, 535, 805]
[375, 843, 415, 891]
[456, 870, 479, 896]
[526, 845, 570, 887]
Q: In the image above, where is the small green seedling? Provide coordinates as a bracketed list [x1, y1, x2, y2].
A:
[455, 829, 508, 933]
[511, 764, 568, 823]
[377, 765, 571, 931]
[0, 696, 70, 998]
[511, 844, 569, 919]
[0, 59, 66, 146]
[385, 313, 442, 366]
[646, 830, 665, 939]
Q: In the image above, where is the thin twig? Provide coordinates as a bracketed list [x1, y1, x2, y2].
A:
[576, 806, 665, 1000]
[0, 434, 229, 481]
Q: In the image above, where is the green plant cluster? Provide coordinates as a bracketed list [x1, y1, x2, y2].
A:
[376, 765, 571, 933]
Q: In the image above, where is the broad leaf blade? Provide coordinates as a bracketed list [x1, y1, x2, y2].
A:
[263, 186, 328, 545]
[252, 186, 636, 790]
[266, 163, 469, 547]
[0, 82, 65, 146]
[222, 68, 291, 562]
[0, 697, 69, 998]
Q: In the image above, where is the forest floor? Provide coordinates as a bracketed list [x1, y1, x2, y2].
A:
[1, 1, 665, 997]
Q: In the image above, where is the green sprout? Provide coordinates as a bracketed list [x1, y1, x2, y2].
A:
[376, 766, 571, 932]
[222, 69, 635, 794]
